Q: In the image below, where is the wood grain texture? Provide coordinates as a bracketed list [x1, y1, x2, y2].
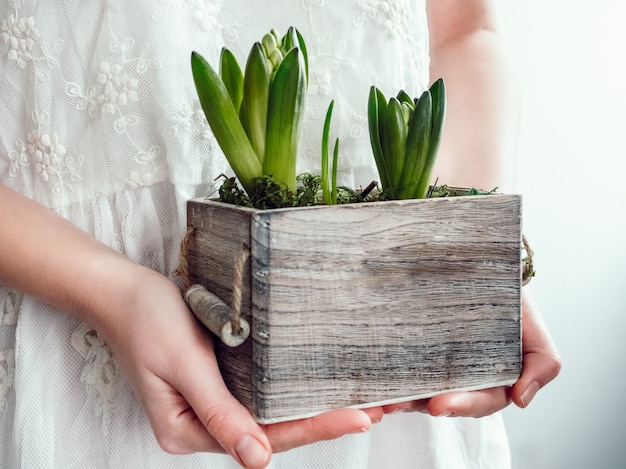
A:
[186, 194, 522, 423]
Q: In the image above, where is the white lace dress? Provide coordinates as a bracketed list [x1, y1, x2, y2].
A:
[0, 1, 511, 467]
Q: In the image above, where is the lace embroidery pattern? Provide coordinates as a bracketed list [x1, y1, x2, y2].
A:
[95, 62, 141, 117]
[1, 3, 84, 195]
[2, 0, 218, 196]
[354, 0, 409, 37]
[8, 129, 84, 195]
[71, 323, 123, 429]
[166, 102, 212, 140]
[0, 13, 38, 69]
[0, 287, 20, 416]
[127, 146, 169, 189]
[153, 0, 221, 31]
[64, 41, 169, 189]
[307, 33, 355, 99]
[65, 52, 145, 121]
[59, 2, 202, 190]
[1, 2, 64, 77]
[0, 349, 15, 415]
[1, 287, 22, 327]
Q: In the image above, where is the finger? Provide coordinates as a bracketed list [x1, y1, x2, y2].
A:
[169, 334, 273, 468]
[139, 370, 224, 454]
[132, 294, 272, 468]
[510, 288, 562, 408]
[264, 408, 373, 453]
[424, 387, 511, 418]
[361, 406, 385, 423]
[382, 400, 428, 414]
[141, 366, 273, 469]
[104, 278, 272, 468]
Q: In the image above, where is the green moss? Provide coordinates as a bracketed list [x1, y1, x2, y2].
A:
[218, 176, 253, 207]
[217, 178, 494, 209]
[219, 173, 324, 209]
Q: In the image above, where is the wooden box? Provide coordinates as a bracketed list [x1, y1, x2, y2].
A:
[185, 192, 522, 423]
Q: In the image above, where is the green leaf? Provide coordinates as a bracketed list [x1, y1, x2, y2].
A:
[263, 47, 307, 191]
[281, 27, 297, 53]
[428, 78, 446, 152]
[382, 97, 408, 192]
[331, 137, 339, 205]
[415, 78, 446, 198]
[240, 42, 271, 163]
[396, 90, 414, 109]
[321, 100, 334, 205]
[367, 86, 391, 191]
[219, 48, 244, 113]
[294, 28, 309, 82]
[191, 51, 261, 195]
[399, 89, 432, 199]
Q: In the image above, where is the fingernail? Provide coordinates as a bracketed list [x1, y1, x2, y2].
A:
[520, 381, 541, 408]
[235, 434, 270, 468]
[437, 410, 454, 417]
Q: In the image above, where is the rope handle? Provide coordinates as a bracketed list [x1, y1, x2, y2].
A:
[177, 228, 250, 347]
[522, 234, 535, 286]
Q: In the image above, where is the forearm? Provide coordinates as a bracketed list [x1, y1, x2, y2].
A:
[0, 184, 161, 333]
[427, 0, 520, 191]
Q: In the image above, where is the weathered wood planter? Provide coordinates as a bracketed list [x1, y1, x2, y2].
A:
[185, 190, 522, 423]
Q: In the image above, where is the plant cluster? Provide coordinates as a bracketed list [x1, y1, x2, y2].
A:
[191, 27, 447, 209]
[368, 80, 445, 200]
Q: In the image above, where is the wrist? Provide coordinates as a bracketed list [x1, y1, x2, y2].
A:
[72, 253, 172, 340]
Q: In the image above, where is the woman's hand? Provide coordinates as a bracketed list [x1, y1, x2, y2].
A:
[383, 288, 562, 417]
[98, 270, 382, 468]
[0, 185, 382, 469]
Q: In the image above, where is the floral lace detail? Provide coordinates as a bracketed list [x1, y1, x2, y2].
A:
[127, 146, 169, 189]
[0, 286, 20, 417]
[8, 130, 84, 195]
[153, 0, 221, 30]
[95, 62, 140, 116]
[1, 3, 82, 198]
[0, 287, 21, 327]
[60, 9, 173, 192]
[0, 13, 39, 69]
[0, 349, 15, 415]
[354, 0, 409, 37]
[306, 35, 355, 100]
[166, 101, 215, 141]
[71, 323, 123, 430]
[65, 59, 145, 121]
[0, 7, 63, 77]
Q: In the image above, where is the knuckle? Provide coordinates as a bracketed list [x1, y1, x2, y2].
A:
[152, 417, 189, 455]
[547, 352, 563, 379]
[202, 405, 233, 438]
[155, 431, 186, 455]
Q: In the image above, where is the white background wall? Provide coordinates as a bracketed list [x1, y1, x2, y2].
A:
[495, 2, 626, 468]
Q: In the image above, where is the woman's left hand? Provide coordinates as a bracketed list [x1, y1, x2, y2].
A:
[383, 288, 562, 417]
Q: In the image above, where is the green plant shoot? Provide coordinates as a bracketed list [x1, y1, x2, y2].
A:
[321, 100, 339, 205]
[191, 27, 309, 196]
[368, 78, 446, 199]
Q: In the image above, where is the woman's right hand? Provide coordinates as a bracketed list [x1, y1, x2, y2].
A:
[0, 184, 381, 468]
[98, 269, 381, 468]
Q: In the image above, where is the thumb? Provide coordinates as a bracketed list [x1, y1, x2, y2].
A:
[100, 276, 272, 468]
[173, 345, 272, 468]
[511, 288, 562, 408]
